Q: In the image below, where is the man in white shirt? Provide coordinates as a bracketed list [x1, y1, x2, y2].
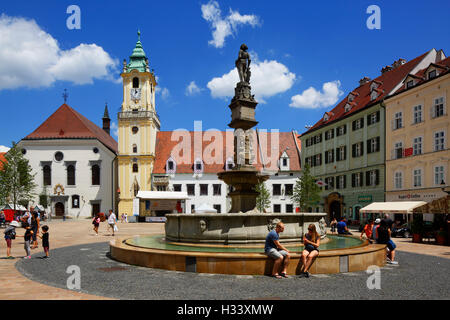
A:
[107, 210, 117, 236]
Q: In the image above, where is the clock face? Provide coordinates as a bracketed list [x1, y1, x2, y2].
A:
[131, 88, 141, 101]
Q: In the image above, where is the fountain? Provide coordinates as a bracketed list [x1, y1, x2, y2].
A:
[110, 44, 387, 275]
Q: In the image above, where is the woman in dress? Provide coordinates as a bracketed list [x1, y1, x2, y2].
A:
[301, 224, 320, 277]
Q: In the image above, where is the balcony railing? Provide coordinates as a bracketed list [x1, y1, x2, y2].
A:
[118, 110, 160, 121]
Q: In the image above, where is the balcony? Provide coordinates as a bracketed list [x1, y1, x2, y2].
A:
[118, 110, 160, 122]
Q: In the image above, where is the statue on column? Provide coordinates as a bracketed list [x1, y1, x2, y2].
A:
[235, 44, 251, 84]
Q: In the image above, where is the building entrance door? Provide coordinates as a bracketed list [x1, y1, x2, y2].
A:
[330, 201, 341, 221]
[55, 202, 65, 217]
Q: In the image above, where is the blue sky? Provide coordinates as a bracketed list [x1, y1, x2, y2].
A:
[0, 0, 449, 150]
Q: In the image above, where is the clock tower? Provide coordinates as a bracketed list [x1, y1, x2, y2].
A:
[117, 31, 160, 216]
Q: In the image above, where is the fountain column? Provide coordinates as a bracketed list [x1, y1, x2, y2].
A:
[218, 44, 269, 213]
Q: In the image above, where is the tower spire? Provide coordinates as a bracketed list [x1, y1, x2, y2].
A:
[63, 89, 68, 104]
[102, 102, 111, 135]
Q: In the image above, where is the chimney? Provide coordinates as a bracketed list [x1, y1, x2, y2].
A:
[102, 103, 111, 135]
[381, 65, 393, 74]
[359, 76, 371, 86]
[392, 58, 407, 69]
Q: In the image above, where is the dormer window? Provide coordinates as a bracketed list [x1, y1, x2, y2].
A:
[194, 158, 203, 174]
[166, 156, 176, 174]
[370, 90, 379, 101]
[370, 81, 379, 92]
[348, 95, 354, 102]
[406, 80, 414, 89]
[428, 70, 437, 80]
[344, 103, 352, 112]
[323, 113, 329, 121]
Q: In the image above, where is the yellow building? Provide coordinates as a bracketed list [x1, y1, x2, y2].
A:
[117, 32, 160, 216]
[385, 50, 449, 214]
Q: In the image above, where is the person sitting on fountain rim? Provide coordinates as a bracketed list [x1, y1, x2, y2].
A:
[264, 222, 290, 278]
[301, 224, 321, 278]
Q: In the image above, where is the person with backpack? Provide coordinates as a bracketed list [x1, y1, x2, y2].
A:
[3, 221, 20, 259]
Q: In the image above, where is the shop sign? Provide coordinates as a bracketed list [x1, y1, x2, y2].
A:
[150, 200, 177, 211]
[358, 195, 372, 202]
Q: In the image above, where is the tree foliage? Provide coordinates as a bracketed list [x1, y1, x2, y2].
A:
[254, 181, 271, 213]
[0, 142, 36, 209]
[291, 164, 321, 212]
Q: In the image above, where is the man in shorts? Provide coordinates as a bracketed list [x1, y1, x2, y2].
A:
[264, 222, 290, 278]
[107, 210, 117, 236]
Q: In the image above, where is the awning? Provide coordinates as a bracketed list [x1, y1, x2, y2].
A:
[360, 201, 427, 214]
[136, 191, 189, 200]
[3, 203, 27, 211]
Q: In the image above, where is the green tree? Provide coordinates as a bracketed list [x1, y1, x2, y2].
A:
[291, 164, 321, 212]
[254, 182, 271, 213]
[0, 142, 36, 210]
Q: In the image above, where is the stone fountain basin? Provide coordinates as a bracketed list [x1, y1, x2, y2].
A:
[165, 213, 326, 244]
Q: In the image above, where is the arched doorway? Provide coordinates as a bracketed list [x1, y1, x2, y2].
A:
[330, 201, 341, 221]
[55, 202, 65, 217]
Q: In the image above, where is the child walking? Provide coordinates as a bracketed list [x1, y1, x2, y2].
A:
[39, 225, 50, 258]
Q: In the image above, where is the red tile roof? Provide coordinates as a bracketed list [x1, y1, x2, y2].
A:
[0, 153, 6, 170]
[153, 131, 301, 174]
[393, 56, 450, 95]
[23, 104, 118, 153]
[302, 51, 430, 135]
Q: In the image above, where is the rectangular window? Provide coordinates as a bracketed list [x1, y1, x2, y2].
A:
[213, 184, 221, 196]
[187, 184, 195, 196]
[413, 137, 422, 155]
[337, 175, 346, 189]
[325, 149, 334, 164]
[352, 173, 362, 188]
[286, 204, 293, 213]
[413, 169, 422, 187]
[145, 200, 150, 210]
[394, 112, 403, 130]
[173, 184, 182, 192]
[352, 118, 364, 131]
[273, 204, 281, 213]
[336, 125, 346, 136]
[434, 166, 444, 185]
[273, 184, 281, 196]
[434, 131, 445, 151]
[200, 184, 208, 196]
[285, 184, 293, 196]
[433, 97, 444, 118]
[325, 129, 334, 140]
[337, 146, 346, 161]
[352, 142, 363, 157]
[413, 105, 422, 124]
[394, 142, 403, 159]
[395, 172, 403, 189]
[367, 111, 380, 126]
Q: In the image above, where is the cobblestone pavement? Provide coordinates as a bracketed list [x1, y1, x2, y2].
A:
[15, 241, 450, 300]
[1, 220, 449, 299]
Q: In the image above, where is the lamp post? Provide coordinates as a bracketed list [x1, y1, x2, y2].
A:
[441, 180, 449, 215]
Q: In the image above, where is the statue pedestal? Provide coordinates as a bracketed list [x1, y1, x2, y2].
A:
[218, 166, 269, 213]
[228, 82, 258, 130]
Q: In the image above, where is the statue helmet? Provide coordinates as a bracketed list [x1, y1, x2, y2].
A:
[240, 44, 248, 51]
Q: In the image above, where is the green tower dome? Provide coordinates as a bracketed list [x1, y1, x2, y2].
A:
[126, 30, 148, 73]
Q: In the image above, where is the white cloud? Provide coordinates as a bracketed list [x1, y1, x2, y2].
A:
[289, 81, 343, 109]
[201, 1, 260, 48]
[161, 88, 170, 100]
[110, 122, 118, 138]
[207, 57, 296, 103]
[185, 81, 203, 96]
[0, 145, 10, 152]
[0, 14, 118, 90]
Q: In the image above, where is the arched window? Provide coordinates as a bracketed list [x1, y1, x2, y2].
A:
[43, 165, 51, 186]
[92, 164, 100, 185]
[133, 144, 137, 153]
[67, 165, 75, 185]
[133, 77, 139, 88]
[72, 195, 80, 208]
[133, 163, 139, 173]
